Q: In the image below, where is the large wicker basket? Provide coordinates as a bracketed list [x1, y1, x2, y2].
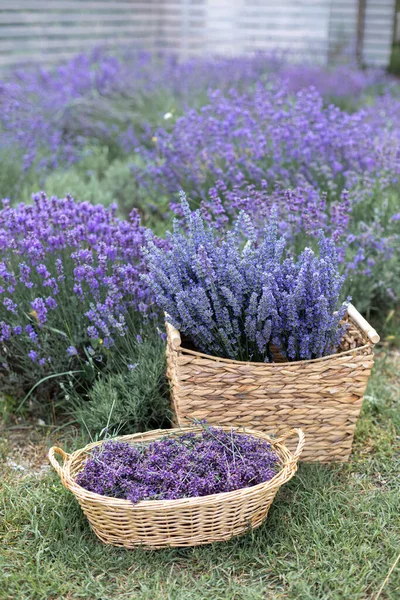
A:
[49, 426, 304, 549]
[166, 304, 379, 463]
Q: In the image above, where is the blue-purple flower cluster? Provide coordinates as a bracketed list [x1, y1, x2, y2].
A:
[0, 51, 286, 174]
[144, 194, 349, 362]
[76, 427, 279, 503]
[2, 52, 398, 303]
[195, 182, 351, 245]
[0, 49, 390, 174]
[0, 192, 159, 395]
[134, 81, 399, 301]
[137, 84, 399, 204]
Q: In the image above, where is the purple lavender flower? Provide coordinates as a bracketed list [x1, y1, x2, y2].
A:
[76, 426, 279, 503]
[25, 324, 39, 344]
[144, 195, 349, 362]
[28, 350, 38, 362]
[87, 326, 99, 339]
[3, 298, 18, 314]
[0, 321, 11, 342]
[136, 82, 400, 208]
[0, 192, 157, 358]
[36, 264, 51, 279]
[0, 191, 168, 401]
[30, 298, 48, 326]
[45, 297, 57, 310]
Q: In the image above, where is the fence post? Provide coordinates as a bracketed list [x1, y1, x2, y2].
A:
[356, 0, 367, 65]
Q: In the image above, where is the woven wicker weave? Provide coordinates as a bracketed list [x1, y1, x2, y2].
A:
[49, 426, 304, 548]
[166, 304, 379, 463]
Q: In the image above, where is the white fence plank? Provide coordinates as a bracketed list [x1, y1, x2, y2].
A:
[0, 24, 158, 38]
[0, 35, 152, 53]
[0, 13, 151, 24]
[1, 1, 149, 10]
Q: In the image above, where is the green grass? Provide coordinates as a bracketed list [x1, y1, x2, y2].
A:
[1, 351, 399, 600]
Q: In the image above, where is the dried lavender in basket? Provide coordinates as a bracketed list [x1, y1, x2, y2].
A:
[76, 427, 280, 503]
[143, 192, 350, 362]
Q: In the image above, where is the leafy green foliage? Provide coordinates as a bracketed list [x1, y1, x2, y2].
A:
[69, 326, 170, 436]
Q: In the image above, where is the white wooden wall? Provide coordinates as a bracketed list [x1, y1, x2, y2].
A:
[363, 0, 396, 66]
[0, 0, 161, 68]
[158, 0, 332, 62]
[329, 0, 395, 66]
[0, 0, 396, 70]
[328, 0, 359, 59]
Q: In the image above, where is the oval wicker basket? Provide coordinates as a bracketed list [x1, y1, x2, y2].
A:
[166, 304, 379, 463]
[49, 426, 305, 549]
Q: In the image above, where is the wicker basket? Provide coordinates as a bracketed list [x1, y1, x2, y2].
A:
[166, 304, 379, 463]
[49, 426, 304, 549]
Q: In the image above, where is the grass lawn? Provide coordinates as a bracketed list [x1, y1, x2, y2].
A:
[0, 351, 399, 600]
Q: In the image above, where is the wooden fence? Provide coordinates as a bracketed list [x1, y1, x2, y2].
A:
[0, 0, 396, 70]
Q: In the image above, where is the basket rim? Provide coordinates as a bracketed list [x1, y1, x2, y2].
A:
[57, 426, 302, 510]
[167, 318, 373, 367]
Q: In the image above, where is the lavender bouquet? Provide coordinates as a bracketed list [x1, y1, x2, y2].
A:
[76, 426, 279, 503]
[144, 193, 350, 362]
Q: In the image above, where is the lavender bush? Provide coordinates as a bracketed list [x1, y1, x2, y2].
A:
[0, 49, 393, 200]
[136, 83, 399, 205]
[0, 192, 158, 404]
[0, 50, 283, 182]
[135, 81, 400, 312]
[195, 182, 350, 244]
[2, 52, 398, 309]
[144, 194, 349, 362]
[192, 182, 400, 311]
[76, 426, 279, 503]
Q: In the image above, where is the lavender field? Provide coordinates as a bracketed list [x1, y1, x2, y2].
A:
[0, 49, 399, 600]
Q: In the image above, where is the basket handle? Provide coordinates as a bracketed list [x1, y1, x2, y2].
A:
[275, 428, 305, 465]
[165, 315, 182, 349]
[347, 303, 380, 344]
[48, 446, 70, 477]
